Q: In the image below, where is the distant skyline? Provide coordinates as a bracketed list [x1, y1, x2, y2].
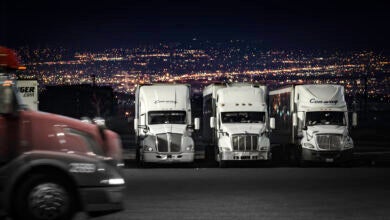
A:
[1, 0, 389, 51]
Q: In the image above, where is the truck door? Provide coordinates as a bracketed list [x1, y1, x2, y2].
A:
[0, 85, 20, 166]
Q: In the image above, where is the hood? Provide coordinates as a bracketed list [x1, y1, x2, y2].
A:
[148, 124, 188, 135]
[28, 110, 99, 134]
[306, 125, 348, 136]
[220, 123, 266, 135]
[26, 110, 122, 161]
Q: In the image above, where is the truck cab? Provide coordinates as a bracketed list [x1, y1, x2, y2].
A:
[269, 84, 356, 165]
[134, 84, 200, 165]
[0, 46, 125, 220]
[203, 83, 274, 167]
[294, 85, 355, 164]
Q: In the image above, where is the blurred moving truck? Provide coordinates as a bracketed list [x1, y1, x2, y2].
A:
[269, 84, 357, 165]
[203, 83, 274, 167]
[0, 46, 125, 220]
[134, 84, 200, 166]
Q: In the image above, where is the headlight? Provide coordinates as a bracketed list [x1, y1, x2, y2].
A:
[343, 136, 354, 149]
[303, 142, 315, 149]
[258, 135, 270, 150]
[100, 178, 125, 185]
[143, 135, 157, 152]
[144, 146, 154, 152]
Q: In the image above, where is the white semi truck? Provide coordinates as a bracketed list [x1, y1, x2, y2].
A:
[203, 83, 274, 167]
[269, 84, 357, 165]
[134, 84, 200, 166]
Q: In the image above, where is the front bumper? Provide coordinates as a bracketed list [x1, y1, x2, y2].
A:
[220, 151, 270, 161]
[301, 148, 353, 163]
[143, 152, 194, 163]
[80, 185, 125, 215]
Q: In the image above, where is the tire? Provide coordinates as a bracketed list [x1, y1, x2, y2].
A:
[12, 173, 76, 220]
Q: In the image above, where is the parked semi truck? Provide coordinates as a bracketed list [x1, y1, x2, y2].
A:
[203, 83, 274, 167]
[269, 84, 357, 165]
[134, 84, 200, 166]
[0, 46, 125, 220]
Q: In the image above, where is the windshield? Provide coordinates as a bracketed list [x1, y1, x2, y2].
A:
[306, 111, 345, 126]
[221, 112, 265, 123]
[148, 111, 186, 124]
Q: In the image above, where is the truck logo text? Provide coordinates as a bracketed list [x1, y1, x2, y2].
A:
[18, 87, 35, 97]
[154, 100, 177, 104]
[309, 98, 338, 104]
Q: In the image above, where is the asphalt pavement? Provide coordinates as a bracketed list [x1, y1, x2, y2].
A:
[87, 166, 390, 220]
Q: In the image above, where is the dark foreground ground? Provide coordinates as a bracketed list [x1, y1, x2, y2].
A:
[83, 116, 390, 220]
[83, 167, 390, 220]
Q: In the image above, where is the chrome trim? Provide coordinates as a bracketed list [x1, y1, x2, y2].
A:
[231, 134, 259, 151]
[316, 134, 343, 150]
[156, 133, 182, 153]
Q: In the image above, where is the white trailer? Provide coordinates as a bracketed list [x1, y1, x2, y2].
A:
[203, 83, 274, 167]
[269, 84, 357, 165]
[134, 84, 200, 165]
[16, 79, 39, 111]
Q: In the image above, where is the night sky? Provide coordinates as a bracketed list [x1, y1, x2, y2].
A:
[1, 0, 389, 50]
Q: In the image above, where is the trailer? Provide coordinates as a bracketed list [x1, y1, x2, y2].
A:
[203, 83, 274, 167]
[269, 84, 357, 165]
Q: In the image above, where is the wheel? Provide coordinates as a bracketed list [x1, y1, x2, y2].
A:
[12, 174, 76, 220]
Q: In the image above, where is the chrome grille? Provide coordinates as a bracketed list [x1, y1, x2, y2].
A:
[156, 133, 182, 152]
[316, 134, 342, 150]
[170, 133, 182, 152]
[157, 134, 169, 152]
[232, 135, 258, 151]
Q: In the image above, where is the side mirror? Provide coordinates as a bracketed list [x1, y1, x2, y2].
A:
[292, 113, 297, 127]
[352, 112, 358, 127]
[0, 87, 14, 114]
[141, 125, 149, 134]
[134, 118, 139, 131]
[194, 118, 200, 130]
[210, 116, 216, 128]
[302, 126, 307, 131]
[270, 117, 275, 129]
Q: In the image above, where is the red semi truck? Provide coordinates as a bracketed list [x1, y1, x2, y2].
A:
[0, 46, 125, 220]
